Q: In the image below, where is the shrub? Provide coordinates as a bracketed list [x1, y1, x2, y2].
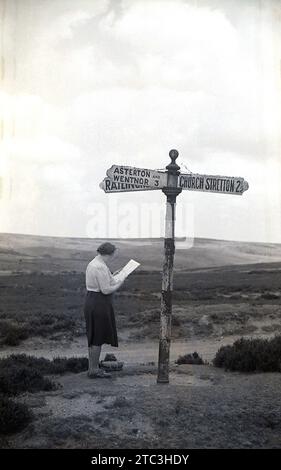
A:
[0, 365, 57, 396]
[0, 354, 88, 376]
[0, 395, 33, 434]
[0, 354, 52, 374]
[172, 315, 181, 327]
[175, 352, 204, 365]
[213, 335, 281, 372]
[0, 321, 29, 346]
[52, 356, 88, 374]
[261, 293, 279, 300]
[3, 328, 29, 346]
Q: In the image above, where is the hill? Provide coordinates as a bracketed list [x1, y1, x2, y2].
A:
[0, 233, 280, 273]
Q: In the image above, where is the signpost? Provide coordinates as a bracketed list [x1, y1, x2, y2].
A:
[100, 150, 249, 383]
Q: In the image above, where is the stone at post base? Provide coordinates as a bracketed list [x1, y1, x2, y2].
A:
[99, 360, 124, 371]
[104, 353, 117, 362]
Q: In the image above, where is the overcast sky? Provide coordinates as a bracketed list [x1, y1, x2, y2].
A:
[0, 0, 280, 242]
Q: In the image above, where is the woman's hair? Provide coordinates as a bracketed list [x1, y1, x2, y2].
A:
[97, 242, 116, 256]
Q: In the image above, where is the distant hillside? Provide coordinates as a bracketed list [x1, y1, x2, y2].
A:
[0, 233, 281, 273]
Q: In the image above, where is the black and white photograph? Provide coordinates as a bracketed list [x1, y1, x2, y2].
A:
[0, 0, 281, 454]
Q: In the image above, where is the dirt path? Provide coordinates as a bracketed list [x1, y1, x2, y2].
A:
[0, 333, 275, 364]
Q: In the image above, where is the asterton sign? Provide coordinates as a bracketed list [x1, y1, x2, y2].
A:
[100, 150, 249, 384]
[100, 165, 167, 192]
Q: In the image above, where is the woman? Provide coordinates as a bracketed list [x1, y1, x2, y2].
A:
[84, 242, 125, 378]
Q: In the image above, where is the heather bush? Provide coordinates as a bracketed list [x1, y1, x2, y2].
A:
[0, 354, 89, 435]
[213, 336, 281, 372]
[0, 354, 88, 376]
[0, 395, 33, 434]
[51, 356, 88, 374]
[175, 352, 204, 365]
[0, 354, 52, 373]
[0, 365, 57, 396]
[0, 321, 29, 346]
[261, 293, 279, 300]
[3, 328, 30, 346]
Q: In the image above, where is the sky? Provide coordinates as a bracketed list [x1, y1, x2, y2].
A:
[0, 0, 280, 243]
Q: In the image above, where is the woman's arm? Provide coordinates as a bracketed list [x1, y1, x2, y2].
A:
[96, 266, 125, 295]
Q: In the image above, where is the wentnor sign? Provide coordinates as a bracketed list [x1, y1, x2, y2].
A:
[100, 165, 168, 192]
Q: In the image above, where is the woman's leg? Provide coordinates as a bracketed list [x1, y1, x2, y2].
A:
[88, 345, 112, 378]
[88, 345, 101, 374]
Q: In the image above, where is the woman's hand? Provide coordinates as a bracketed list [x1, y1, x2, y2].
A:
[117, 272, 126, 283]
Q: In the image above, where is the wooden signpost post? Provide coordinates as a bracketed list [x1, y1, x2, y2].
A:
[100, 150, 249, 383]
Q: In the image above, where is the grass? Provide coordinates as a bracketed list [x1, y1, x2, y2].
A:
[0, 268, 280, 345]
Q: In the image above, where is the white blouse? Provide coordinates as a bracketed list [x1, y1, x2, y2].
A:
[85, 254, 124, 295]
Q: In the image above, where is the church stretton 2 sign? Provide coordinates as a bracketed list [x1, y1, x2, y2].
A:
[178, 173, 249, 195]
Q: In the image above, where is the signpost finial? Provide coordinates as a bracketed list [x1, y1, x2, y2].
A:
[169, 149, 179, 159]
[167, 149, 180, 173]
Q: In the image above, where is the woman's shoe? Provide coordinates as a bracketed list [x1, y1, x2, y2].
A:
[87, 369, 112, 379]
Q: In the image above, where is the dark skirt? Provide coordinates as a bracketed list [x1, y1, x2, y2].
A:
[84, 291, 118, 347]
